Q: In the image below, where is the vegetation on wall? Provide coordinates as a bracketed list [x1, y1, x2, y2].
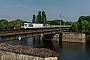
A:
[71, 16, 90, 41]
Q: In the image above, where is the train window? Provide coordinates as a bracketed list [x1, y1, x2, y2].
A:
[24, 24, 27, 26]
[29, 24, 33, 27]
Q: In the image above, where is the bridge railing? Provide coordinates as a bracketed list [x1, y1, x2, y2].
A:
[44, 25, 71, 28]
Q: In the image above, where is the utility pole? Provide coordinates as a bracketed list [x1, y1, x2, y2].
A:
[60, 15, 64, 32]
[60, 15, 61, 32]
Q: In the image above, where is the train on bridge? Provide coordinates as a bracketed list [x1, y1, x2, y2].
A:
[21, 22, 71, 29]
[21, 23, 44, 29]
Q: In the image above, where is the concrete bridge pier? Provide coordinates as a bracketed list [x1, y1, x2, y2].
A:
[51, 34, 60, 41]
[42, 33, 60, 42]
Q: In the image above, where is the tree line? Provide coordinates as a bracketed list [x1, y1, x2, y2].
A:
[32, 11, 72, 25]
[0, 19, 26, 30]
[0, 19, 71, 30]
[0, 11, 90, 41]
[71, 16, 90, 41]
[0, 11, 72, 30]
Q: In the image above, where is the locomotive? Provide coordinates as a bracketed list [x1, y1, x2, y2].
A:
[21, 23, 44, 29]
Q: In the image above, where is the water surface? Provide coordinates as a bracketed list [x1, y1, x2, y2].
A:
[2, 37, 90, 60]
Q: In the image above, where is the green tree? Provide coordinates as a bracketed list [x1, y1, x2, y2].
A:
[11, 19, 26, 29]
[36, 11, 42, 23]
[78, 16, 86, 23]
[86, 16, 90, 22]
[86, 22, 90, 40]
[61, 20, 65, 25]
[71, 22, 79, 32]
[42, 11, 47, 25]
[79, 20, 88, 33]
[7, 22, 14, 30]
[0, 19, 26, 30]
[86, 22, 90, 35]
[46, 19, 65, 25]
[52, 20, 60, 25]
[32, 14, 36, 23]
[78, 16, 90, 22]
[65, 21, 72, 25]
[0, 19, 8, 30]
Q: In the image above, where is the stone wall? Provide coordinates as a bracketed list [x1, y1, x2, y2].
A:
[0, 50, 57, 60]
[0, 43, 58, 60]
[62, 32, 86, 43]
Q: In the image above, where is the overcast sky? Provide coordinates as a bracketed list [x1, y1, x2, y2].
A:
[0, 0, 90, 22]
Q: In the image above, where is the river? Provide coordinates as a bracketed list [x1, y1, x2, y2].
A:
[2, 37, 90, 60]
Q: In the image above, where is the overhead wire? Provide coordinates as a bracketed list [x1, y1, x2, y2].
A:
[0, 8, 32, 20]
[0, 0, 35, 12]
[0, 0, 35, 21]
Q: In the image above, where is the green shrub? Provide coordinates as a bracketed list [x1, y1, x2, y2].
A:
[86, 35, 90, 41]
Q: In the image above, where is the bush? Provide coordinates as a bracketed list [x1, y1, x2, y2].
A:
[86, 35, 90, 41]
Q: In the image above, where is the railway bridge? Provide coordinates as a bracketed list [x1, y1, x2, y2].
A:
[0, 26, 71, 42]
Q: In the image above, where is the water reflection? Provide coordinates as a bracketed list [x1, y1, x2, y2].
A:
[59, 42, 87, 60]
[62, 42, 86, 52]
[1, 36, 90, 60]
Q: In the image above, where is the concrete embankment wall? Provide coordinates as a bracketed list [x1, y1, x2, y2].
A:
[62, 32, 86, 43]
[0, 43, 58, 60]
[0, 50, 57, 60]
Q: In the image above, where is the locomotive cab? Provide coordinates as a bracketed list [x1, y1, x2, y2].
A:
[21, 23, 43, 29]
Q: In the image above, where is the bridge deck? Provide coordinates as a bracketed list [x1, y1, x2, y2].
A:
[0, 27, 71, 37]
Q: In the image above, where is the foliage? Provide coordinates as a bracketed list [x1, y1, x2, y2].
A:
[86, 22, 90, 35]
[65, 21, 72, 25]
[36, 11, 42, 23]
[71, 22, 79, 32]
[0, 19, 8, 30]
[32, 11, 47, 25]
[0, 19, 26, 30]
[86, 35, 90, 41]
[0, 14, 90, 41]
[79, 20, 88, 33]
[46, 19, 65, 25]
[78, 16, 86, 22]
[46, 20, 59, 25]
[42, 11, 47, 25]
[72, 16, 90, 41]
[32, 14, 35, 23]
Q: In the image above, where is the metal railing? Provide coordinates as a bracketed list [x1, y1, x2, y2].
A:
[44, 25, 71, 28]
